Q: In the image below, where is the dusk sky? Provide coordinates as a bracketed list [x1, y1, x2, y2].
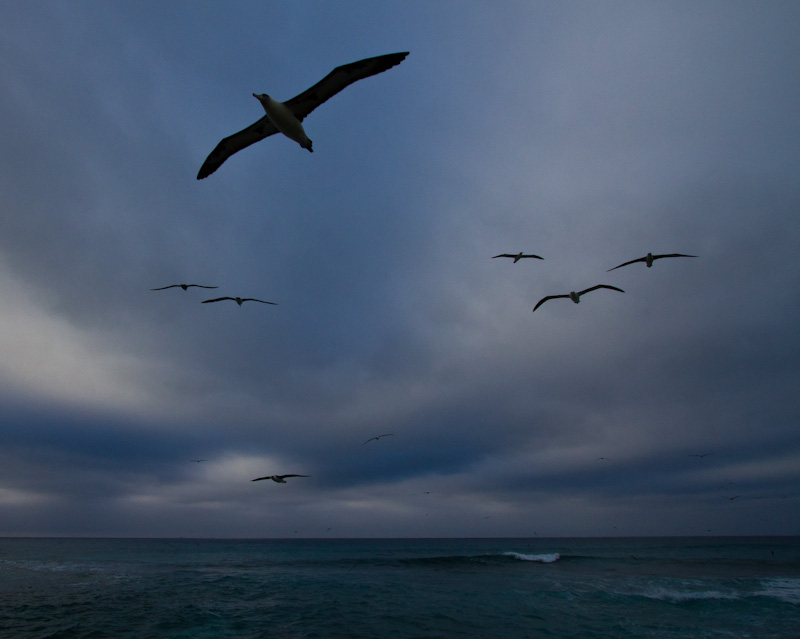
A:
[1, 1, 798, 538]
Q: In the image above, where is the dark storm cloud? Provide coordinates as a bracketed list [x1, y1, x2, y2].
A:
[0, 1, 798, 537]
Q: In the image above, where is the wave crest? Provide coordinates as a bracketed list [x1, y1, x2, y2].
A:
[503, 552, 560, 563]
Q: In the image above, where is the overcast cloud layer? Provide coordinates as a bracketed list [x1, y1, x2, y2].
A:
[1, 1, 798, 537]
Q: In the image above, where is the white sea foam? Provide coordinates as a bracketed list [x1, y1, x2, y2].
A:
[756, 578, 800, 605]
[503, 552, 560, 563]
[644, 588, 740, 602]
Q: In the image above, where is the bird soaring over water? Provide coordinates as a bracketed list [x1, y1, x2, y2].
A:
[492, 253, 544, 263]
[533, 285, 624, 312]
[251, 474, 309, 483]
[151, 284, 218, 291]
[197, 52, 409, 178]
[607, 253, 697, 271]
[202, 297, 277, 306]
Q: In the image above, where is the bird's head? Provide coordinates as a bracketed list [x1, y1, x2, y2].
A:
[253, 93, 270, 104]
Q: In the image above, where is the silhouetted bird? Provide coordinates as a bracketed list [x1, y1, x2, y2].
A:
[492, 253, 544, 263]
[362, 434, 394, 445]
[197, 52, 409, 178]
[202, 297, 277, 306]
[607, 252, 696, 271]
[533, 285, 624, 312]
[251, 474, 309, 483]
[151, 284, 218, 291]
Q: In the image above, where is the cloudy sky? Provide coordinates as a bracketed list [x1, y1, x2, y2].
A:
[1, 1, 798, 538]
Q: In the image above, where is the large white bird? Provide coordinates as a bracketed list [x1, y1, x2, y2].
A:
[533, 285, 624, 312]
[607, 252, 697, 271]
[197, 52, 409, 178]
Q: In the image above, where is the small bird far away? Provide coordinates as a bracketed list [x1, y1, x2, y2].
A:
[362, 433, 395, 445]
[492, 252, 544, 263]
[151, 284, 218, 291]
[251, 474, 309, 483]
[202, 297, 278, 306]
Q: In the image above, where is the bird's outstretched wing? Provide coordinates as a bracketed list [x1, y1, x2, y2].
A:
[655, 253, 697, 260]
[197, 116, 279, 179]
[533, 294, 568, 312]
[578, 284, 625, 296]
[150, 284, 182, 290]
[242, 298, 278, 305]
[607, 258, 644, 271]
[202, 297, 233, 304]
[285, 52, 409, 122]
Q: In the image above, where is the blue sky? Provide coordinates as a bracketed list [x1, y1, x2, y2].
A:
[1, 0, 798, 537]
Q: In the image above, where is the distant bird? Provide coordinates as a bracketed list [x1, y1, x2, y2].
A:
[151, 284, 218, 291]
[189, 459, 208, 463]
[689, 453, 713, 458]
[722, 495, 740, 501]
[607, 253, 697, 271]
[595, 457, 610, 462]
[362, 433, 394, 445]
[251, 474, 309, 483]
[492, 253, 544, 263]
[533, 285, 624, 312]
[197, 52, 409, 179]
[202, 297, 277, 306]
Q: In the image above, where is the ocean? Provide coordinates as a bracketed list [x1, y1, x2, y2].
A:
[1, 537, 798, 638]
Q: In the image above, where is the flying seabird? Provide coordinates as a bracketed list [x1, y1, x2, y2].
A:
[251, 474, 309, 483]
[532, 285, 625, 312]
[151, 284, 218, 291]
[689, 453, 712, 458]
[362, 433, 394, 445]
[607, 253, 697, 271]
[202, 297, 278, 306]
[197, 52, 409, 179]
[492, 253, 544, 263]
[190, 459, 208, 463]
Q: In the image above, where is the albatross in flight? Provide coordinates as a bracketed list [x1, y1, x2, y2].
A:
[197, 51, 409, 179]
[607, 253, 697, 271]
[202, 297, 277, 306]
[251, 474, 309, 483]
[492, 253, 544, 263]
[533, 285, 624, 312]
[151, 284, 218, 291]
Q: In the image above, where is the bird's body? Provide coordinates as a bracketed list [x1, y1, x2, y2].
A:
[253, 93, 313, 151]
[197, 52, 409, 178]
[533, 285, 624, 312]
[251, 474, 309, 483]
[151, 284, 218, 291]
[689, 453, 712, 458]
[362, 433, 394, 445]
[493, 253, 544, 263]
[608, 252, 697, 271]
[190, 459, 207, 463]
[202, 297, 277, 306]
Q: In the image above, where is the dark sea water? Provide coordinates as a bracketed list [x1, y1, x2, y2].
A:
[1, 537, 798, 638]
